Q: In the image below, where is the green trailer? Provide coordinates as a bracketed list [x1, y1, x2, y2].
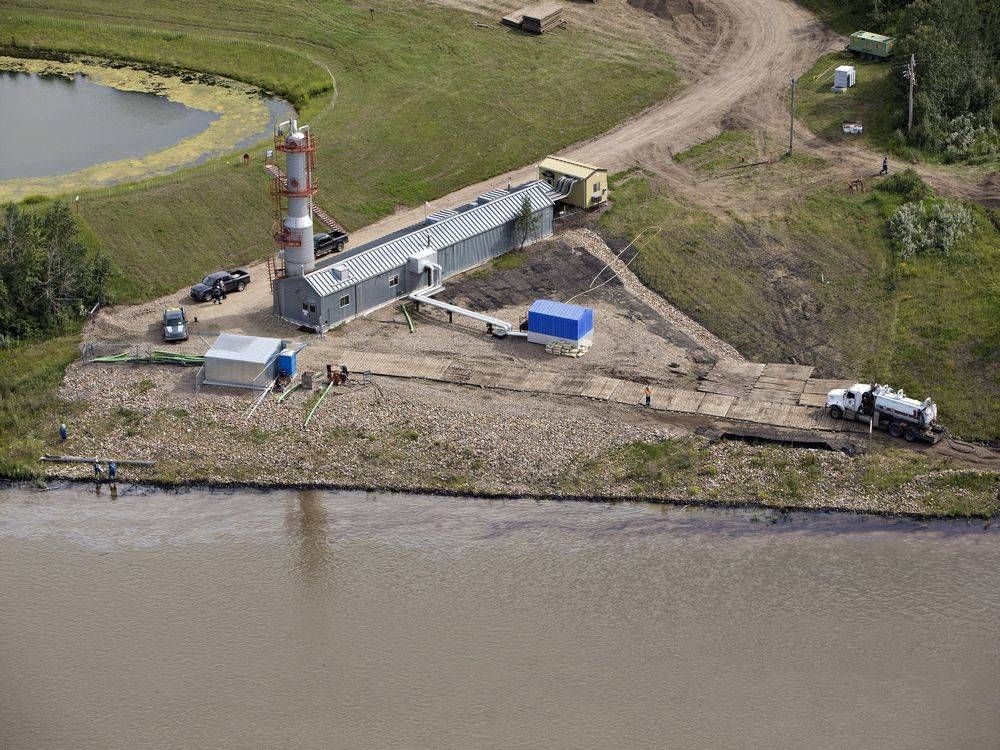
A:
[848, 31, 895, 60]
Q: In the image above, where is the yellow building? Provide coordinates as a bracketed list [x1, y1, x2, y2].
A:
[538, 156, 608, 210]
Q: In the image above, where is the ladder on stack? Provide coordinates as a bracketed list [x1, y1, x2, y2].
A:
[264, 163, 347, 233]
[266, 256, 285, 292]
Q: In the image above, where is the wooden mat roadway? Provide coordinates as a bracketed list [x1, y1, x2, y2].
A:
[338, 351, 868, 435]
[698, 360, 857, 409]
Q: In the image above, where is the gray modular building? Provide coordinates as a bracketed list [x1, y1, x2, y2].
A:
[272, 181, 555, 331]
[199, 333, 285, 390]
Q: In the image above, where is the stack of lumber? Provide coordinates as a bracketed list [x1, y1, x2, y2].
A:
[544, 339, 590, 358]
[501, 10, 525, 28]
[503, 2, 563, 33]
[522, 3, 563, 33]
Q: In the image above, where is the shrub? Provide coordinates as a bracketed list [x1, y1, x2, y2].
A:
[876, 168, 931, 202]
[940, 114, 999, 163]
[888, 199, 973, 259]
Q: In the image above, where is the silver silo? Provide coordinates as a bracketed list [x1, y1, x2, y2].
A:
[274, 120, 316, 277]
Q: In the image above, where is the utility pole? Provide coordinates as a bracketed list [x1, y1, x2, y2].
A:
[788, 75, 797, 155]
[906, 54, 916, 132]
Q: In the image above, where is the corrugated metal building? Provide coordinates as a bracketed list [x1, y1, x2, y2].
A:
[848, 31, 895, 59]
[273, 181, 555, 331]
[526, 299, 594, 345]
[201, 333, 285, 390]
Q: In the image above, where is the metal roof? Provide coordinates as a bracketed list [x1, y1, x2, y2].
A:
[538, 155, 605, 181]
[304, 181, 554, 297]
[206, 333, 284, 364]
[529, 299, 593, 321]
[851, 31, 893, 42]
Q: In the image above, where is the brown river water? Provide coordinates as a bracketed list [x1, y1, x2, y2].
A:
[1, 484, 998, 749]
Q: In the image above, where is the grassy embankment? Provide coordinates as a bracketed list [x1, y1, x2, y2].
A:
[599, 134, 999, 441]
[0, 1, 680, 477]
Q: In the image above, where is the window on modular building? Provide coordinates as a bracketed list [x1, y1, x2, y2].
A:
[389, 275, 399, 288]
[302, 302, 309, 312]
[339, 295, 351, 308]
[309, 304, 316, 313]
[593, 182, 601, 193]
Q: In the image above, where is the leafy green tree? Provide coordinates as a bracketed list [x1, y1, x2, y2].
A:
[0, 201, 110, 344]
[514, 196, 540, 250]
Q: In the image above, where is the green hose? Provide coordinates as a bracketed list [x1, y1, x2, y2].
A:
[89, 350, 205, 366]
[400, 303, 415, 333]
[304, 381, 333, 427]
[277, 381, 302, 403]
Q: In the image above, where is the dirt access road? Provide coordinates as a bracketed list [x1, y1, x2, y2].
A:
[355, 0, 836, 243]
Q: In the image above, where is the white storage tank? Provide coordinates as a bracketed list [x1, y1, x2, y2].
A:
[833, 65, 856, 91]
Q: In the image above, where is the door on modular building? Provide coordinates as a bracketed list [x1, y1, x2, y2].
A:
[299, 298, 320, 328]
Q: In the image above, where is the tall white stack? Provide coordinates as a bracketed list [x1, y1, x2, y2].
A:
[282, 123, 315, 277]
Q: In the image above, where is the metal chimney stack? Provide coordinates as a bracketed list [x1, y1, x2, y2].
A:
[272, 119, 316, 277]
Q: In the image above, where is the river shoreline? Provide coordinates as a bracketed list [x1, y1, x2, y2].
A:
[13, 475, 998, 523]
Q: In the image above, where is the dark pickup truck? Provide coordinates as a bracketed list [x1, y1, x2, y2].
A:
[314, 230, 348, 258]
[190, 270, 250, 302]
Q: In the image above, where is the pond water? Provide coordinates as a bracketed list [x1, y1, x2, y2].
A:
[1, 484, 997, 748]
[0, 71, 284, 181]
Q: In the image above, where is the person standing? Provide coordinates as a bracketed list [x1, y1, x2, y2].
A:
[93, 459, 102, 484]
[881, 156, 889, 175]
[644, 386, 652, 408]
[108, 460, 118, 486]
[212, 283, 222, 305]
[59, 422, 68, 442]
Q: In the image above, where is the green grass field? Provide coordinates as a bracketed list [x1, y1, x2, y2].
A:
[3, 2, 679, 303]
[599, 153, 1000, 440]
[0, 332, 82, 478]
[796, 52, 909, 157]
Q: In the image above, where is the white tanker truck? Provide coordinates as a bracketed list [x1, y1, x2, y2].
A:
[826, 383, 941, 443]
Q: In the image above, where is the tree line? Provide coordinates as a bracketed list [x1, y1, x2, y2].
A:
[856, 0, 999, 158]
[0, 201, 111, 344]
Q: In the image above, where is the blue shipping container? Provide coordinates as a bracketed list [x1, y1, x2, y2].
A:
[277, 348, 297, 377]
[527, 299, 594, 341]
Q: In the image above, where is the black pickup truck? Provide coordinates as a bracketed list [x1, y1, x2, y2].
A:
[314, 230, 348, 258]
[190, 269, 250, 302]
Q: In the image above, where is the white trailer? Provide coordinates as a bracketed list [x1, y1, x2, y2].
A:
[826, 383, 941, 443]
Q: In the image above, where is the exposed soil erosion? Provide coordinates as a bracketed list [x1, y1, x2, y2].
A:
[441, 237, 712, 359]
[628, 0, 720, 43]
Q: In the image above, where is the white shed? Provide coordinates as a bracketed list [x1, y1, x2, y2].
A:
[201, 333, 284, 390]
[833, 65, 856, 91]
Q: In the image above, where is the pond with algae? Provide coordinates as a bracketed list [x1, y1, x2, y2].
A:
[0, 57, 288, 200]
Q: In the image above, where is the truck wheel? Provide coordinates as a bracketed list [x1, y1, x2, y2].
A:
[903, 427, 918, 442]
[236, 282, 246, 292]
[828, 405, 843, 420]
[335, 242, 345, 253]
[888, 421, 903, 438]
